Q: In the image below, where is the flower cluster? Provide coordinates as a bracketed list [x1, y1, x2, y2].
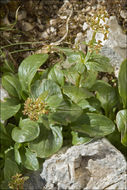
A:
[86, 6, 110, 53]
[23, 97, 49, 121]
[8, 173, 29, 190]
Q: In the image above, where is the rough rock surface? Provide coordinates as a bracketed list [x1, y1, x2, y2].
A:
[40, 138, 126, 190]
[101, 16, 127, 77]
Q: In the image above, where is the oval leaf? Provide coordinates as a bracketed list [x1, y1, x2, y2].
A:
[29, 125, 63, 158]
[12, 119, 40, 143]
[49, 100, 82, 125]
[24, 148, 39, 171]
[71, 131, 92, 145]
[4, 158, 20, 181]
[14, 143, 22, 165]
[85, 52, 113, 73]
[48, 65, 64, 86]
[1, 98, 21, 120]
[116, 109, 127, 146]
[63, 86, 93, 104]
[91, 80, 118, 116]
[18, 54, 48, 93]
[2, 74, 21, 99]
[31, 79, 62, 99]
[71, 113, 115, 137]
[118, 59, 127, 108]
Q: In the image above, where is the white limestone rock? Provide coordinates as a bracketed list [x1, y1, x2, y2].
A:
[40, 138, 126, 190]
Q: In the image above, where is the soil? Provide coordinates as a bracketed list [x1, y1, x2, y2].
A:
[0, 0, 126, 71]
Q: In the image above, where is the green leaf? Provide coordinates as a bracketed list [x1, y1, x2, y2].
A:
[29, 125, 63, 158]
[0, 98, 21, 120]
[91, 80, 118, 116]
[18, 54, 48, 93]
[46, 95, 63, 109]
[11, 119, 40, 143]
[24, 148, 39, 171]
[77, 98, 101, 113]
[31, 79, 62, 99]
[48, 65, 64, 86]
[14, 143, 22, 165]
[0, 123, 9, 141]
[2, 74, 21, 99]
[71, 113, 115, 137]
[1, 51, 15, 73]
[71, 131, 92, 145]
[4, 158, 20, 181]
[116, 109, 127, 146]
[63, 86, 93, 104]
[118, 59, 127, 108]
[49, 100, 82, 125]
[80, 69, 97, 89]
[85, 52, 113, 73]
[57, 47, 84, 64]
[63, 68, 80, 85]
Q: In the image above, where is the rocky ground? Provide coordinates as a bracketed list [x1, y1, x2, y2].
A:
[0, 0, 127, 70]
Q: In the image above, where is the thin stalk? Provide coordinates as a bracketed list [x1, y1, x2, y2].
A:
[1, 41, 46, 49]
[9, 49, 35, 54]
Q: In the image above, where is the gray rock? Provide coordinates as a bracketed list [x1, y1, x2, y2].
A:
[22, 21, 34, 32]
[41, 31, 49, 39]
[18, 10, 27, 21]
[40, 139, 126, 190]
[101, 16, 126, 77]
[50, 19, 57, 26]
[120, 10, 127, 19]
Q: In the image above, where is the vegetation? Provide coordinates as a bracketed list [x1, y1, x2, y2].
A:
[0, 42, 127, 188]
[0, 5, 126, 190]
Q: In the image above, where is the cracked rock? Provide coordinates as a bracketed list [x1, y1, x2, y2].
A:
[40, 138, 126, 190]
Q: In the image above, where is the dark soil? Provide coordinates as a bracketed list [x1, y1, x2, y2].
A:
[0, 0, 126, 70]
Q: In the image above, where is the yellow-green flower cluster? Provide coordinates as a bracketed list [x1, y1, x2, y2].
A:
[8, 173, 29, 190]
[86, 6, 110, 52]
[23, 97, 49, 121]
[86, 6, 110, 39]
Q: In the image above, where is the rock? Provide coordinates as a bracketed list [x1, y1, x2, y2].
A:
[40, 139, 126, 190]
[50, 19, 57, 26]
[37, 24, 44, 31]
[101, 16, 127, 77]
[18, 10, 27, 21]
[22, 21, 34, 32]
[82, 22, 88, 31]
[120, 10, 127, 19]
[50, 26, 56, 33]
[102, 76, 109, 83]
[41, 31, 49, 39]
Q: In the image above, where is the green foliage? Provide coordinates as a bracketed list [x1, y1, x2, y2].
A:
[118, 59, 127, 108]
[18, 53, 48, 94]
[116, 110, 127, 146]
[0, 49, 126, 188]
